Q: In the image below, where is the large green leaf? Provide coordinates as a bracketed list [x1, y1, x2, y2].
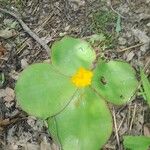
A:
[123, 136, 150, 150]
[47, 87, 112, 150]
[92, 60, 138, 105]
[15, 63, 76, 119]
[51, 37, 96, 75]
[141, 70, 150, 106]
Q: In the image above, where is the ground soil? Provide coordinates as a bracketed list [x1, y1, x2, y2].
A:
[0, 0, 150, 150]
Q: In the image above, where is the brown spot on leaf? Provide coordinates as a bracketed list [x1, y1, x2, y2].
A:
[100, 76, 107, 85]
[120, 95, 124, 99]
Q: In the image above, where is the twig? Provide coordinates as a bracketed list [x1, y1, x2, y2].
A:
[113, 114, 126, 141]
[0, 8, 50, 54]
[143, 57, 150, 72]
[117, 115, 126, 132]
[129, 103, 137, 131]
[117, 43, 144, 52]
[107, 0, 126, 19]
[17, 14, 53, 54]
[112, 107, 120, 149]
[127, 103, 131, 127]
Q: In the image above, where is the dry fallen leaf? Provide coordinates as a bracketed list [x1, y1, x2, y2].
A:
[24, 143, 40, 150]
[5, 87, 15, 102]
[0, 28, 16, 39]
[144, 123, 150, 137]
[126, 51, 135, 61]
[132, 28, 150, 52]
[40, 136, 52, 150]
[0, 89, 6, 98]
[0, 118, 18, 131]
[0, 43, 6, 57]
[0, 87, 15, 102]
[21, 59, 28, 69]
[138, 13, 150, 21]
[51, 143, 59, 150]
[9, 70, 19, 81]
[0, 118, 10, 126]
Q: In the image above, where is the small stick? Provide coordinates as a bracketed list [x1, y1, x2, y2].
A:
[117, 43, 144, 52]
[143, 58, 150, 72]
[127, 103, 131, 127]
[112, 107, 120, 149]
[0, 8, 50, 54]
[107, 0, 126, 19]
[17, 14, 53, 54]
[129, 103, 137, 131]
[113, 115, 126, 140]
[117, 115, 126, 132]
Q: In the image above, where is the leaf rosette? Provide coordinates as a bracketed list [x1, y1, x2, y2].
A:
[15, 37, 138, 150]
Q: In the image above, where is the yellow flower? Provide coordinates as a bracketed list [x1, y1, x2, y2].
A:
[71, 67, 93, 88]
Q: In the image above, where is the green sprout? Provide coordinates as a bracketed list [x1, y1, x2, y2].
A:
[140, 69, 150, 106]
[123, 136, 150, 150]
[123, 70, 150, 150]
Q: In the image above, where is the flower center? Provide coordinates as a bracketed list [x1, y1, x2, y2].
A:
[71, 67, 93, 88]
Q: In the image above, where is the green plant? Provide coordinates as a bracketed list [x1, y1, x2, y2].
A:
[140, 69, 150, 105]
[123, 136, 150, 150]
[123, 71, 150, 150]
[15, 37, 138, 150]
[91, 10, 117, 48]
[0, 72, 5, 87]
